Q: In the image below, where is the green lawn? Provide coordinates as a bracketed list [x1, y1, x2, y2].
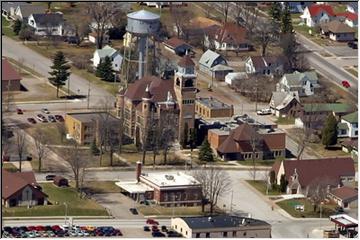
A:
[276, 117, 295, 125]
[2, 16, 16, 38]
[246, 180, 283, 196]
[25, 123, 72, 146]
[293, 24, 330, 46]
[76, 181, 119, 194]
[3, 183, 108, 217]
[2, 163, 18, 172]
[276, 198, 337, 218]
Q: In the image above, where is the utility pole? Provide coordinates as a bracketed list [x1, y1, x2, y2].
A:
[255, 78, 258, 112]
[87, 81, 91, 109]
[63, 202, 68, 225]
[67, 77, 70, 96]
[230, 190, 233, 213]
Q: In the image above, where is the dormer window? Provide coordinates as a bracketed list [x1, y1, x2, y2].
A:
[176, 78, 180, 86]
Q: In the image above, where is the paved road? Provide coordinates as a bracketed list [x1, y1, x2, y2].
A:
[2, 36, 115, 110]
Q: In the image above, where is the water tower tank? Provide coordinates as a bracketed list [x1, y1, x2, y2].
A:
[126, 10, 160, 36]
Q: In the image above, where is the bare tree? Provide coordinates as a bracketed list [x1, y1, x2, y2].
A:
[193, 166, 232, 214]
[239, 4, 259, 36]
[15, 129, 26, 172]
[33, 129, 49, 172]
[64, 141, 89, 192]
[170, 3, 194, 39]
[219, 2, 230, 23]
[253, 20, 280, 56]
[249, 127, 261, 181]
[87, 2, 120, 49]
[306, 177, 332, 214]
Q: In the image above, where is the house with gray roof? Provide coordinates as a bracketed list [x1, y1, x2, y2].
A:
[15, 4, 46, 21]
[338, 111, 358, 138]
[28, 13, 64, 36]
[277, 70, 320, 97]
[92, 45, 123, 72]
[347, 2, 358, 14]
[269, 91, 301, 118]
[2, 2, 28, 19]
[171, 215, 271, 238]
[198, 49, 233, 81]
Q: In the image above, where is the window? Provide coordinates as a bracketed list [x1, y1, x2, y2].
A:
[206, 233, 210, 238]
[175, 225, 177, 229]
[223, 232, 227, 237]
[180, 228, 182, 233]
[196, 233, 200, 238]
[243, 232, 247, 236]
[355, 131, 358, 136]
[232, 231, 237, 237]
[353, 123, 358, 128]
[186, 231, 188, 235]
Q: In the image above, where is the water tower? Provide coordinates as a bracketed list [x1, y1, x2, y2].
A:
[126, 9, 160, 80]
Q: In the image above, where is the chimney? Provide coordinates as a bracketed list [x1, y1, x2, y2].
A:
[136, 161, 142, 182]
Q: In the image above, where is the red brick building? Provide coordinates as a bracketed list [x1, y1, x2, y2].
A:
[116, 162, 202, 207]
[2, 58, 21, 91]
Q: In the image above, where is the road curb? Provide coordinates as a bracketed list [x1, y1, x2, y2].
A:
[3, 216, 114, 220]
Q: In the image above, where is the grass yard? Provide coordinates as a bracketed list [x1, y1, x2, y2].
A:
[293, 24, 332, 47]
[119, 151, 182, 166]
[2, 163, 18, 172]
[246, 180, 283, 196]
[276, 198, 337, 218]
[2, 183, 108, 217]
[2, 16, 16, 38]
[276, 117, 295, 125]
[344, 67, 358, 77]
[76, 181, 119, 194]
[25, 123, 72, 146]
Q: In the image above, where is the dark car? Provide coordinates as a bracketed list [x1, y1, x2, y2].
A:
[48, 115, 56, 122]
[152, 231, 165, 237]
[335, 206, 344, 213]
[161, 226, 167, 232]
[27, 118, 36, 124]
[129, 208, 138, 215]
[143, 226, 150, 232]
[16, 108, 23, 114]
[36, 114, 47, 122]
[46, 175, 56, 181]
[55, 115, 64, 122]
[152, 225, 159, 232]
[347, 41, 358, 49]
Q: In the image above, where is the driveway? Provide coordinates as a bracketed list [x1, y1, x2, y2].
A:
[92, 193, 144, 219]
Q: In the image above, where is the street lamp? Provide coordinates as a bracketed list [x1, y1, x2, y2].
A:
[63, 202, 68, 225]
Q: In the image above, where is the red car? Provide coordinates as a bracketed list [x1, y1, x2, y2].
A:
[16, 108, 23, 114]
[27, 118, 36, 124]
[342, 80, 350, 88]
[146, 218, 159, 225]
[35, 226, 45, 231]
[27, 226, 36, 231]
[51, 225, 61, 231]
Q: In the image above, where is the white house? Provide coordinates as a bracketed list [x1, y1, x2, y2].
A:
[89, 32, 110, 45]
[347, 2, 358, 14]
[224, 72, 248, 86]
[277, 71, 320, 97]
[269, 91, 301, 118]
[338, 111, 358, 138]
[204, 22, 251, 52]
[300, 4, 335, 27]
[92, 45, 123, 72]
[28, 13, 64, 36]
[245, 55, 287, 76]
[14, 4, 46, 21]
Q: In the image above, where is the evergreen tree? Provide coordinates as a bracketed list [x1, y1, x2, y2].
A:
[48, 51, 70, 98]
[181, 122, 189, 149]
[13, 19, 22, 35]
[281, 3, 293, 34]
[18, 23, 33, 41]
[280, 174, 288, 193]
[269, 3, 282, 22]
[321, 114, 338, 148]
[198, 139, 214, 162]
[189, 128, 197, 151]
[96, 56, 115, 82]
[90, 139, 100, 156]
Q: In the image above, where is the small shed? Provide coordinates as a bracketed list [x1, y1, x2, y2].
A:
[163, 37, 192, 56]
[53, 176, 69, 187]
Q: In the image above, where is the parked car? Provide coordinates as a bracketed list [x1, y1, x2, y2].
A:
[48, 115, 56, 122]
[161, 226, 167, 232]
[41, 108, 50, 114]
[16, 108, 23, 114]
[335, 206, 344, 213]
[146, 218, 159, 225]
[347, 41, 358, 49]
[36, 114, 47, 122]
[143, 226, 150, 231]
[27, 118, 37, 124]
[342, 80, 350, 88]
[152, 231, 165, 237]
[257, 108, 272, 115]
[45, 175, 56, 181]
[129, 208, 138, 215]
[152, 225, 159, 232]
[55, 115, 64, 122]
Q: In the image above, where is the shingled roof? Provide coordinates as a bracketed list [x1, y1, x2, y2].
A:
[31, 13, 63, 27]
[213, 22, 248, 45]
[330, 186, 357, 202]
[307, 4, 335, 17]
[280, 158, 355, 188]
[163, 37, 192, 50]
[178, 55, 195, 67]
[124, 76, 177, 103]
[2, 170, 47, 200]
[248, 55, 287, 70]
[321, 20, 355, 34]
[2, 58, 21, 81]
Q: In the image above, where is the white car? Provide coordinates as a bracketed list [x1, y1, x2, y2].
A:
[41, 108, 50, 114]
[257, 108, 272, 115]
